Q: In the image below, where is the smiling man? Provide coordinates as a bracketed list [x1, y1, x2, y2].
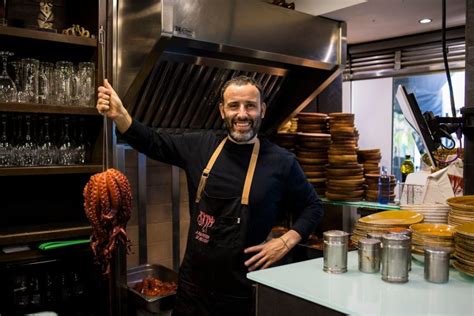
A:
[97, 75, 323, 316]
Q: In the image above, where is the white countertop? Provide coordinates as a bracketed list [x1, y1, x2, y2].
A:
[247, 251, 474, 316]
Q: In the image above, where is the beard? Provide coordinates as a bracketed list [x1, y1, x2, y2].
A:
[224, 115, 262, 143]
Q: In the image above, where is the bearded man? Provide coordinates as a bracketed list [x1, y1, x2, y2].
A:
[97, 75, 323, 316]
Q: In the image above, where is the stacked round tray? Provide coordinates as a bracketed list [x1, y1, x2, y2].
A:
[326, 113, 364, 201]
[296, 132, 331, 196]
[446, 196, 474, 226]
[400, 204, 450, 223]
[296, 112, 329, 133]
[453, 223, 474, 277]
[274, 132, 296, 152]
[409, 223, 456, 261]
[351, 210, 424, 245]
[364, 173, 396, 202]
[357, 149, 381, 175]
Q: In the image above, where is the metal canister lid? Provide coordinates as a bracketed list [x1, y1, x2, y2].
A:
[387, 228, 412, 238]
[358, 238, 380, 250]
[424, 247, 451, 258]
[323, 230, 349, 242]
[382, 233, 410, 245]
[367, 232, 384, 241]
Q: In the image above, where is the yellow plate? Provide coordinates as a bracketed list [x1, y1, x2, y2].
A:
[409, 223, 456, 237]
[446, 196, 474, 211]
[455, 223, 474, 237]
[359, 211, 424, 226]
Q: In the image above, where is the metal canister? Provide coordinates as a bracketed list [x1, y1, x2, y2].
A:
[358, 238, 381, 273]
[424, 247, 450, 283]
[381, 234, 410, 283]
[323, 230, 349, 274]
[367, 232, 384, 242]
[387, 228, 412, 271]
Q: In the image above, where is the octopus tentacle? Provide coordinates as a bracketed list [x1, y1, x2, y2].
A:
[83, 168, 133, 276]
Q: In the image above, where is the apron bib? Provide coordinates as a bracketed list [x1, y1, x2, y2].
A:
[173, 137, 260, 316]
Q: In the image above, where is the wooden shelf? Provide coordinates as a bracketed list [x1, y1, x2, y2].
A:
[0, 102, 99, 115]
[0, 222, 91, 247]
[0, 25, 97, 47]
[0, 165, 103, 176]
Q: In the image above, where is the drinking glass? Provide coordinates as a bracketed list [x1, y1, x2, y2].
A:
[55, 61, 73, 105]
[38, 116, 57, 165]
[58, 117, 75, 165]
[8, 60, 21, 90]
[74, 118, 88, 164]
[0, 114, 13, 167]
[38, 62, 52, 104]
[0, 51, 17, 102]
[77, 62, 95, 107]
[18, 58, 39, 103]
[16, 115, 37, 166]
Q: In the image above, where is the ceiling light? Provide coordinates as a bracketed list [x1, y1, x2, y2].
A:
[419, 18, 432, 24]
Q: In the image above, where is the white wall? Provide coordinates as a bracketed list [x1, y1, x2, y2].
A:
[350, 78, 394, 173]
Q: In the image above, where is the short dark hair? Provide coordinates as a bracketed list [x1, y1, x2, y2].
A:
[220, 75, 265, 104]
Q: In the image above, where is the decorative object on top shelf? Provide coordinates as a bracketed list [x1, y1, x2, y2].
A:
[62, 24, 93, 38]
[37, 1, 55, 32]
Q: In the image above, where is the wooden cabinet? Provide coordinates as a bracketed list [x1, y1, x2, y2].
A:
[0, 0, 105, 252]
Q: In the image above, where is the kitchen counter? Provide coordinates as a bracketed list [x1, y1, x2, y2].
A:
[248, 251, 474, 316]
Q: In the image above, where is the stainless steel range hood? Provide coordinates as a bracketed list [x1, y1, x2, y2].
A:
[115, 0, 346, 134]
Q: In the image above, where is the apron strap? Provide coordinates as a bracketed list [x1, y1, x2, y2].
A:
[195, 137, 228, 203]
[241, 138, 260, 205]
[195, 137, 261, 205]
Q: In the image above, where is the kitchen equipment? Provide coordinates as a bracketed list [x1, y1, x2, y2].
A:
[424, 247, 450, 283]
[323, 230, 349, 274]
[382, 234, 410, 283]
[127, 264, 178, 313]
[358, 238, 381, 273]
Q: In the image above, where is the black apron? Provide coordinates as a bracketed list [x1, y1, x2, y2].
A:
[172, 137, 260, 316]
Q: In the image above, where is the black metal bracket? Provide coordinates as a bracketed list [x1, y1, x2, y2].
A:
[461, 107, 474, 140]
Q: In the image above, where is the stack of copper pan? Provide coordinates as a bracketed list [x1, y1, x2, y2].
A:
[326, 113, 365, 201]
[357, 149, 381, 175]
[296, 132, 331, 197]
[365, 173, 396, 202]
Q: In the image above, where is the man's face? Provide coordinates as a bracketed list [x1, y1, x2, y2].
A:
[220, 84, 266, 143]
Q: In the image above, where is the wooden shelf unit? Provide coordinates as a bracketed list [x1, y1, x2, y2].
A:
[0, 102, 99, 115]
[0, 25, 97, 47]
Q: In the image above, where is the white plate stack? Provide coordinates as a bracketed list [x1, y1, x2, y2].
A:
[400, 204, 450, 224]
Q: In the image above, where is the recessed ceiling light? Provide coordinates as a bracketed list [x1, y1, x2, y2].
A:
[419, 18, 432, 24]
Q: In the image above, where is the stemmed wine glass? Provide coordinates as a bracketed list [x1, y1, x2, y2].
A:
[0, 51, 17, 102]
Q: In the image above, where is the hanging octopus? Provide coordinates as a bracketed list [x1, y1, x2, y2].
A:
[83, 168, 132, 275]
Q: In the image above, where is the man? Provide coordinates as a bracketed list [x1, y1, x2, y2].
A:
[97, 76, 323, 316]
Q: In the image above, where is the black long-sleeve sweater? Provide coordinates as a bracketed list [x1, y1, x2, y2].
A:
[121, 120, 324, 246]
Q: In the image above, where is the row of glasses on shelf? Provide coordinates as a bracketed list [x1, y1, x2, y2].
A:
[0, 114, 91, 167]
[0, 50, 96, 107]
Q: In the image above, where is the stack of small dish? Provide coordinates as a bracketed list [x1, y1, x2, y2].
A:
[351, 210, 424, 245]
[400, 204, 450, 223]
[409, 223, 456, 261]
[446, 196, 474, 226]
[326, 113, 364, 201]
[453, 223, 474, 277]
[296, 132, 331, 197]
[364, 173, 396, 202]
[357, 149, 381, 175]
